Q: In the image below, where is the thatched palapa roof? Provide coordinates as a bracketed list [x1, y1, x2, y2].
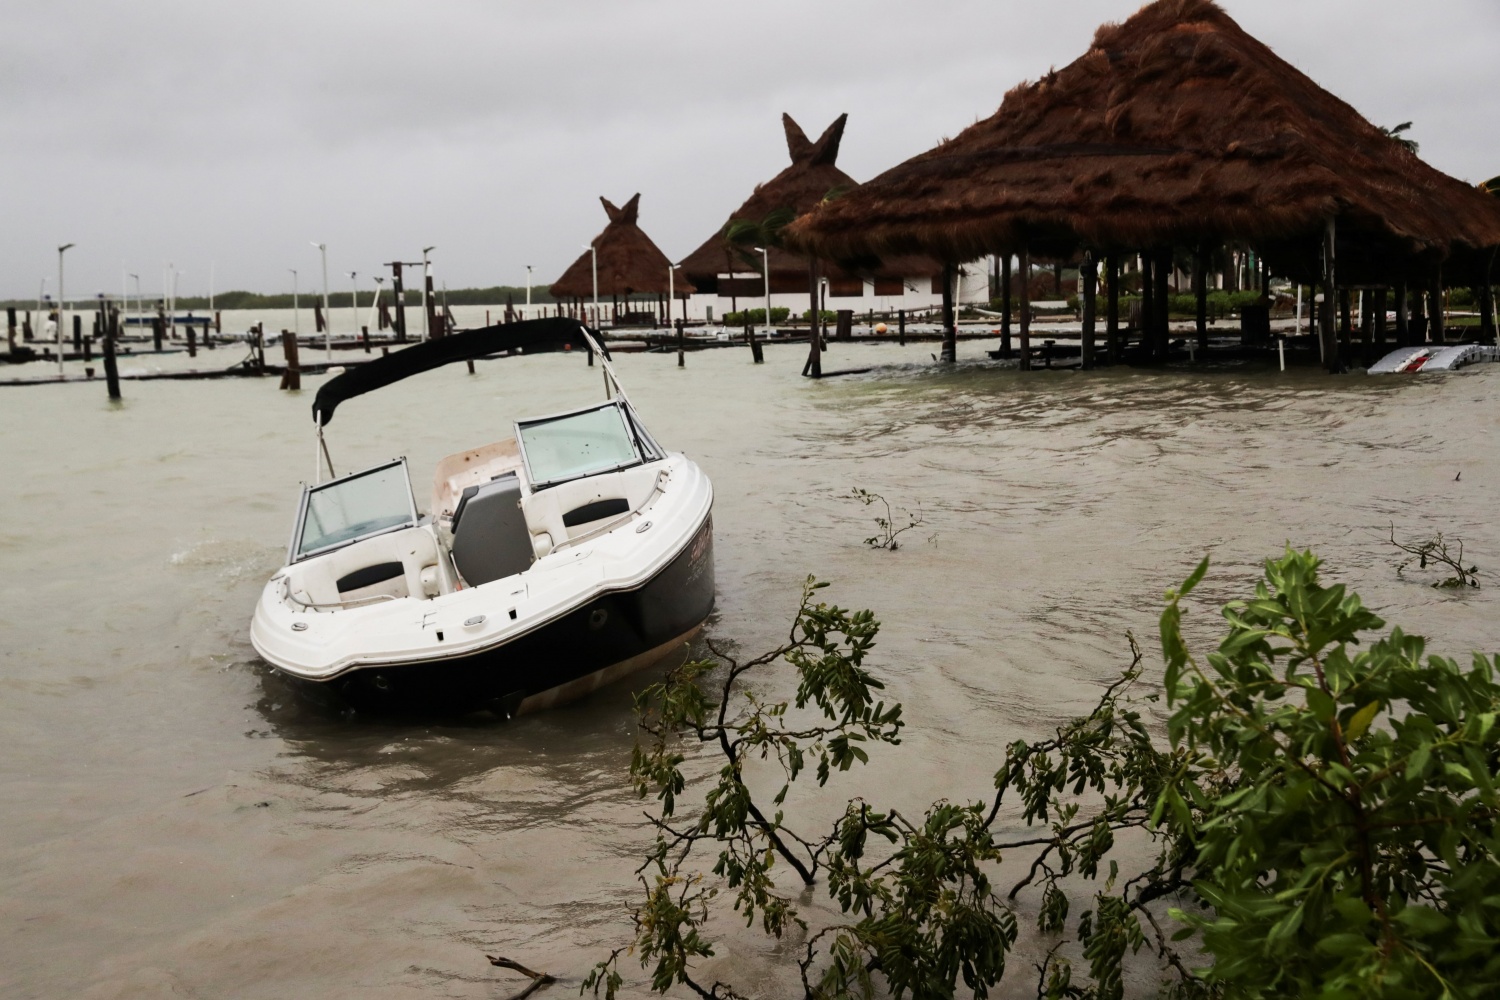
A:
[787, 0, 1500, 284]
[680, 114, 940, 290]
[550, 194, 694, 299]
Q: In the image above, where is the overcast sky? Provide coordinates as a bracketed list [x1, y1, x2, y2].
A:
[5, 0, 1497, 301]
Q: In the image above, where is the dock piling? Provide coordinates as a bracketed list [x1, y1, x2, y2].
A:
[280, 331, 301, 390]
[103, 306, 121, 400]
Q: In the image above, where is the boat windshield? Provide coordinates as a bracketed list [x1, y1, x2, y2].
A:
[293, 459, 418, 560]
[517, 402, 643, 489]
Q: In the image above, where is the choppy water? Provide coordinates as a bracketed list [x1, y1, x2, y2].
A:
[3, 337, 1497, 999]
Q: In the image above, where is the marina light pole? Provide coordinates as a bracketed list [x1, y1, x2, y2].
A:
[289, 269, 299, 336]
[367, 276, 385, 333]
[583, 244, 597, 329]
[526, 265, 532, 317]
[57, 243, 74, 377]
[421, 246, 435, 342]
[668, 262, 682, 327]
[311, 242, 330, 360]
[755, 246, 771, 339]
[348, 271, 358, 337]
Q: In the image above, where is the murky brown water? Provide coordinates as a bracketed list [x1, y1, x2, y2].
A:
[3, 337, 1497, 999]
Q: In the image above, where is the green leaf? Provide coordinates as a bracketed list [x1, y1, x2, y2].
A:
[1343, 700, 1381, 741]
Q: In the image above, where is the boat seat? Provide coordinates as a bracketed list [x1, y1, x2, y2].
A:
[450, 473, 534, 587]
[289, 527, 441, 607]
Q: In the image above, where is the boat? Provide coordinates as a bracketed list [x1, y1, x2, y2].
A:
[249, 317, 715, 716]
[1368, 343, 1500, 373]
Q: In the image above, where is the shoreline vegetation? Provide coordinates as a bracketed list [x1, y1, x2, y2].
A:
[0, 284, 557, 311]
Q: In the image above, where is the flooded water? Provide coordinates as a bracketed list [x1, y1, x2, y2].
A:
[3, 337, 1497, 999]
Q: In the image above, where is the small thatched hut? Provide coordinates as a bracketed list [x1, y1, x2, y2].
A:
[788, 0, 1500, 370]
[679, 114, 946, 315]
[551, 194, 694, 324]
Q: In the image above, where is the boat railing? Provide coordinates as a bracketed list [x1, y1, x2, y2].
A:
[279, 576, 403, 611]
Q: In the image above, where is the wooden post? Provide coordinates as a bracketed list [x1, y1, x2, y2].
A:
[677, 318, 685, 367]
[1360, 290, 1374, 365]
[1001, 255, 1013, 358]
[1429, 272, 1445, 344]
[72, 314, 83, 352]
[1320, 220, 1340, 372]
[1080, 249, 1097, 370]
[152, 314, 164, 352]
[1153, 248, 1171, 357]
[186, 324, 197, 358]
[254, 324, 265, 374]
[6, 306, 15, 354]
[1052, 262, 1063, 298]
[1338, 289, 1352, 361]
[1194, 245, 1208, 352]
[898, 308, 906, 346]
[390, 264, 407, 342]
[103, 305, 121, 400]
[939, 262, 956, 362]
[466, 358, 476, 374]
[280, 330, 301, 390]
[836, 309, 854, 342]
[1018, 244, 1032, 371]
[1139, 253, 1154, 357]
[803, 260, 822, 378]
[1394, 282, 1410, 346]
[361, 326, 371, 352]
[1375, 288, 1389, 347]
[1481, 256, 1497, 346]
[1412, 285, 1428, 343]
[1104, 254, 1119, 363]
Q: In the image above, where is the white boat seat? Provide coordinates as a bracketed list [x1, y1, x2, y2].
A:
[290, 526, 441, 606]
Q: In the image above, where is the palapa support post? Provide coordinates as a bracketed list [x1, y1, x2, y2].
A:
[1480, 256, 1497, 346]
[1338, 289, 1352, 360]
[1080, 249, 1097, 370]
[1104, 253, 1119, 363]
[803, 260, 822, 378]
[1001, 255, 1013, 358]
[1320, 220, 1340, 372]
[1153, 248, 1171, 358]
[898, 308, 906, 346]
[1139, 253, 1154, 357]
[1429, 272, 1445, 344]
[1394, 282, 1410, 346]
[939, 261, 956, 362]
[1412, 286, 1429, 343]
[677, 318, 685, 368]
[1375, 288, 1389, 346]
[1018, 245, 1032, 371]
[1194, 245, 1208, 352]
[1359, 290, 1374, 365]
[280, 331, 301, 390]
[103, 305, 121, 401]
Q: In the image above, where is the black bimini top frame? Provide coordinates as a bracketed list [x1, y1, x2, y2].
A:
[311, 317, 607, 427]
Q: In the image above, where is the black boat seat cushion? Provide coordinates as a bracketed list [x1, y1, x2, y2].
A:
[451, 473, 534, 587]
[562, 497, 630, 527]
[337, 561, 404, 593]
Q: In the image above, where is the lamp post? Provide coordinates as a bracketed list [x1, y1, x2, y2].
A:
[668, 263, 683, 327]
[57, 243, 74, 376]
[367, 276, 385, 333]
[348, 271, 358, 337]
[289, 269, 299, 337]
[754, 246, 771, 339]
[311, 243, 331, 359]
[526, 265, 532, 318]
[420, 246, 435, 341]
[583, 244, 597, 329]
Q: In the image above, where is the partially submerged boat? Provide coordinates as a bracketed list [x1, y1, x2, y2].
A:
[1368, 343, 1500, 373]
[250, 317, 714, 715]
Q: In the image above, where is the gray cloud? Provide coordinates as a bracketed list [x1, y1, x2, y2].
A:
[4, 0, 1497, 300]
